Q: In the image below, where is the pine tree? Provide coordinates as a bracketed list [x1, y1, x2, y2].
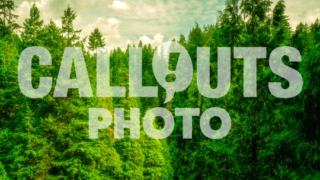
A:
[310, 18, 320, 49]
[21, 3, 44, 46]
[269, 0, 291, 47]
[1, 1, 320, 179]
[240, 0, 272, 35]
[0, 0, 20, 31]
[88, 28, 105, 51]
[218, 0, 242, 46]
[292, 23, 311, 55]
[61, 5, 81, 47]
[39, 20, 64, 49]
[187, 22, 204, 68]
[178, 34, 186, 46]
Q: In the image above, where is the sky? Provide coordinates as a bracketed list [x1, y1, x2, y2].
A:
[14, 0, 320, 50]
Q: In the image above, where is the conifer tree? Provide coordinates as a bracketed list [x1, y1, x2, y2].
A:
[0, 0, 19, 31]
[269, 0, 291, 47]
[21, 3, 44, 46]
[292, 23, 311, 55]
[218, 0, 242, 46]
[1, 1, 320, 179]
[240, 0, 272, 35]
[61, 5, 81, 47]
[39, 20, 64, 49]
[178, 34, 186, 46]
[187, 22, 204, 67]
[88, 28, 105, 51]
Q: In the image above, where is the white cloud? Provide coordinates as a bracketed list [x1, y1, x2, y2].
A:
[15, 0, 320, 50]
[80, 17, 127, 49]
[307, 8, 320, 22]
[138, 33, 164, 47]
[107, 18, 121, 25]
[16, 0, 61, 28]
[109, 1, 130, 10]
[15, 0, 223, 50]
[271, 0, 320, 29]
[139, 35, 151, 44]
[16, 1, 34, 24]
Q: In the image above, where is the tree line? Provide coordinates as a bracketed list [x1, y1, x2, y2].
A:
[0, 0, 320, 179]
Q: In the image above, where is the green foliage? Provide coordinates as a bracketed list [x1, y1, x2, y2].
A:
[0, 1, 320, 179]
[0, 0, 20, 31]
[21, 4, 44, 46]
[240, 0, 272, 36]
[88, 28, 106, 51]
[0, 161, 8, 179]
[61, 5, 81, 47]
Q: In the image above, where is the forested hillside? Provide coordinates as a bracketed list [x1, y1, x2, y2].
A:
[1, 0, 320, 179]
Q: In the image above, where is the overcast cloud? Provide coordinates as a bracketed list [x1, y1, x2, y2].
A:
[14, 0, 320, 49]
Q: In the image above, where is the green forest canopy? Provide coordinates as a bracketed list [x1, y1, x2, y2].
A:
[1, 0, 320, 179]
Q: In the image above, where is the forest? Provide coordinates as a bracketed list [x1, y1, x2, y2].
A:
[0, 0, 320, 179]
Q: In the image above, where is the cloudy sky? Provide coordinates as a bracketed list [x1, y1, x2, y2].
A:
[14, 0, 320, 49]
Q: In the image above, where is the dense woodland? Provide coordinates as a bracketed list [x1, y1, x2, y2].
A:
[1, 0, 320, 179]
